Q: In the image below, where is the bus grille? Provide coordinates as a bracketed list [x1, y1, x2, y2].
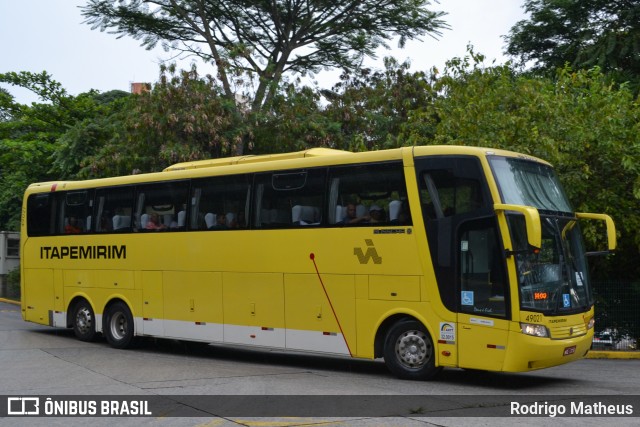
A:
[550, 323, 588, 339]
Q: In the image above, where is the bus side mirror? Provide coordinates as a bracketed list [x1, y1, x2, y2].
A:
[576, 212, 617, 253]
[494, 203, 542, 250]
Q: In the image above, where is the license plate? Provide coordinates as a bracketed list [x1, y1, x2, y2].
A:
[563, 345, 576, 356]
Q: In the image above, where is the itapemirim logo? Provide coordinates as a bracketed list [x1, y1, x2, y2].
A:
[353, 239, 382, 264]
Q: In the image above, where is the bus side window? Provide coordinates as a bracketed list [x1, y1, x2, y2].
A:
[328, 161, 409, 226]
[62, 190, 94, 234]
[253, 169, 325, 229]
[27, 193, 57, 236]
[134, 181, 189, 232]
[95, 187, 135, 233]
[192, 174, 251, 230]
[421, 170, 485, 219]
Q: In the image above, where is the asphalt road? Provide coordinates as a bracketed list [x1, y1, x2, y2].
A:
[1, 300, 639, 426]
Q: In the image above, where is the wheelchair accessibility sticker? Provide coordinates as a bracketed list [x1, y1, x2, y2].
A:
[563, 293, 571, 308]
[461, 291, 474, 306]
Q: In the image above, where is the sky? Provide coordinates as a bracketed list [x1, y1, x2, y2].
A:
[0, 0, 527, 105]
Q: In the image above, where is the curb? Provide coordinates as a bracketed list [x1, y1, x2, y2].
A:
[586, 350, 640, 360]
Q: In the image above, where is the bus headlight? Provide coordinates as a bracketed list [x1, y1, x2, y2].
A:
[521, 323, 549, 338]
[587, 318, 595, 330]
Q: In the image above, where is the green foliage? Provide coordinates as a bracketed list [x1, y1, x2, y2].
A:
[1, 71, 68, 103]
[0, 72, 128, 229]
[506, 0, 640, 92]
[0, 71, 103, 131]
[0, 73, 68, 230]
[322, 57, 437, 151]
[84, 64, 245, 176]
[0, 88, 16, 122]
[0, 139, 56, 230]
[50, 90, 132, 179]
[253, 85, 341, 154]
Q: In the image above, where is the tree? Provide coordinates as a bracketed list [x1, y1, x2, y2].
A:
[0, 139, 55, 230]
[50, 90, 131, 179]
[252, 84, 341, 154]
[322, 57, 437, 151]
[0, 72, 127, 229]
[0, 71, 105, 138]
[0, 88, 15, 122]
[84, 64, 244, 176]
[505, 0, 640, 91]
[81, 0, 447, 153]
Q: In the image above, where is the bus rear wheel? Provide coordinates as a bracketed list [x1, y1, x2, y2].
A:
[72, 300, 96, 342]
[383, 320, 441, 380]
[103, 301, 135, 349]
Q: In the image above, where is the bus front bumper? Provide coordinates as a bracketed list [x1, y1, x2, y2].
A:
[502, 330, 594, 372]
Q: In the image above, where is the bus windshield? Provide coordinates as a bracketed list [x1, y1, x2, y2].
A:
[489, 156, 593, 314]
[489, 156, 572, 213]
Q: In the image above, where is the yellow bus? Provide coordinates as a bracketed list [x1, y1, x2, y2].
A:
[20, 146, 615, 380]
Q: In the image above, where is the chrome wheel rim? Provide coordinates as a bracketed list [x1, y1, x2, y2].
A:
[109, 312, 128, 340]
[75, 307, 92, 335]
[395, 330, 432, 369]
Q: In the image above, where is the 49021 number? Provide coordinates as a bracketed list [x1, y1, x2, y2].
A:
[525, 314, 542, 323]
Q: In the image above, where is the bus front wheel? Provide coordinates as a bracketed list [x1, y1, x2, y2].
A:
[383, 320, 441, 380]
[103, 302, 135, 349]
[72, 300, 96, 342]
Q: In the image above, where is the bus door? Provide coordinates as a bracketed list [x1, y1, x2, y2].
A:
[417, 156, 510, 371]
[456, 217, 510, 371]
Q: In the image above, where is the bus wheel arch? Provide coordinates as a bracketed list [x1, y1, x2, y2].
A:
[68, 297, 97, 342]
[378, 316, 442, 380]
[102, 299, 136, 349]
[374, 314, 414, 359]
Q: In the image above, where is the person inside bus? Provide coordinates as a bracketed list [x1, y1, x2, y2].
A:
[226, 213, 238, 229]
[341, 203, 369, 225]
[367, 205, 385, 224]
[208, 213, 229, 230]
[236, 211, 247, 228]
[65, 216, 82, 234]
[146, 213, 167, 231]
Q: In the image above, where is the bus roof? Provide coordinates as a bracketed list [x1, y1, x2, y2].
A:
[25, 145, 550, 194]
[164, 145, 549, 172]
[163, 147, 352, 171]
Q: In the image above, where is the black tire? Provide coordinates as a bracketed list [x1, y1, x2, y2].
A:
[72, 300, 96, 342]
[103, 301, 135, 349]
[383, 320, 442, 380]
